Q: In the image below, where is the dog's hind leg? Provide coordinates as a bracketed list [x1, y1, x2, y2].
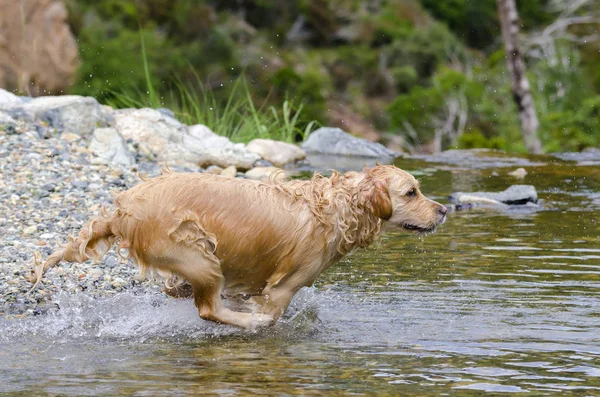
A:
[169, 247, 273, 329]
[167, 217, 272, 328]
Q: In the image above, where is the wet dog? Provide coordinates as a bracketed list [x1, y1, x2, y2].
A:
[31, 165, 446, 328]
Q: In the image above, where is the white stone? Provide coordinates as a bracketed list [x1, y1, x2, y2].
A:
[0, 88, 22, 107]
[220, 165, 237, 178]
[89, 127, 135, 168]
[245, 166, 286, 181]
[1, 94, 109, 136]
[23, 225, 37, 235]
[112, 109, 259, 169]
[185, 124, 260, 169]
[246, 138, 306, 166]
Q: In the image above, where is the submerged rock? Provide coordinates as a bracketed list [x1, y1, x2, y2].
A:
[246, 138, 306, 166]
[508, 168, 527, 179]
[449, 185, 538, 208]
[301, 127, 397, 158]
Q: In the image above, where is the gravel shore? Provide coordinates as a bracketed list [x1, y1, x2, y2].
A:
[0, 126, 202, 316]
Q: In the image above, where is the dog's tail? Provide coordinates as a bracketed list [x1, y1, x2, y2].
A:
[29, 208, 118, 293]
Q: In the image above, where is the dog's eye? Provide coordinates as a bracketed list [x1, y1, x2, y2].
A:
[406, 188, 416, 197]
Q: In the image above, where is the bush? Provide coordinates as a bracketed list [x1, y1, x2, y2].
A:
[541, 97, 600, 152]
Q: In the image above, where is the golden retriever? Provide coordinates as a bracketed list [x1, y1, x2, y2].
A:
[30, 164, 447, 328]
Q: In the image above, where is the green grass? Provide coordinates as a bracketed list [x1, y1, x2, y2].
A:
[107, 31, 317, 144]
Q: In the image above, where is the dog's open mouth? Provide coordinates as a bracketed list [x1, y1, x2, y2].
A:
[402, 223, 436, 233]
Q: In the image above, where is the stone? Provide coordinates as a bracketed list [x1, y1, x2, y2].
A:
[60, 132, 81, 142]
[112, 109, 260, 169]
[508, 168, 527, 178]
[253, 159, 274, 167]
[0, 0, 78, 95]
[206, 165, 224, 175]
[449, 185, 538, 206]
[2, 95, 109, 136]
[245, 166, 286, 181]
[23, 225, 37, 235]
[89, 128, 135, 168]
[220, 165, 237, 178]
[246, 138, 306, 166]
[301, 127, 397, 158]
[0, 89, 22, 107]
[185, 124, 260, 169]
[0, 112, 16, 128]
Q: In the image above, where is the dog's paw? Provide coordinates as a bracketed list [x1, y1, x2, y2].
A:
[249, 313, 275, 329]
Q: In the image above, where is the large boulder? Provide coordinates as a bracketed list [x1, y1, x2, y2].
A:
[112, 108, 259, 169]
[449, 185, 538, 206]
[246, 138, 306, 166]
[0, 94, 109, 136]
[0, 0, 78, 95]
[301, 127, 397, 158]
[89, 128, 135, 168]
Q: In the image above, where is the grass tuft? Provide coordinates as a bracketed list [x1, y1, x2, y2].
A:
[107, 33, 317, 144]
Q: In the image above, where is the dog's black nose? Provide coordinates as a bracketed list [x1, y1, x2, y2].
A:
[438, 205, 448, 216]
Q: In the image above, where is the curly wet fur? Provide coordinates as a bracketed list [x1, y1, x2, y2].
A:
[30, 165, 447, 328]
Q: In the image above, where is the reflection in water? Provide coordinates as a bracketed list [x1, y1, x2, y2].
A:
[1, 153, 600, 395]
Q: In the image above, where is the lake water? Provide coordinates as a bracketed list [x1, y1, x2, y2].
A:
[1, 150, 599, 395]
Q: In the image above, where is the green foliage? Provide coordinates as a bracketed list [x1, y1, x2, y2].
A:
[110, 71, 317, 144]
[418, 0, 553, 50]
[418, 0, 498, 49]
[541, 97, 600, 152]
[388, 67, 482, 145]
[63, 0, 599, 153]
[271, 67, 328, 123]
[457, 128, 506, 150]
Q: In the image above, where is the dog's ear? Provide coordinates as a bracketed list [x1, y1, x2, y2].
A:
[365, 180, 393, 220]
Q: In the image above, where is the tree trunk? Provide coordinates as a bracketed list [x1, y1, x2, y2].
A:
[497, 0, 543, 154]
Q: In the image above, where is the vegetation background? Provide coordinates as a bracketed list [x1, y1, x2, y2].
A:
[63, 0, 600, 153]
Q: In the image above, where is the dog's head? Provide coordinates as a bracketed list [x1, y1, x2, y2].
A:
[359, 164, 447, 234]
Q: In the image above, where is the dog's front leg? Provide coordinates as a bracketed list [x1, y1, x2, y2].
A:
[247, 282, 299, 324]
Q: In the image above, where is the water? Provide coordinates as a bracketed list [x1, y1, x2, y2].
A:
[2, 151, 600, 395]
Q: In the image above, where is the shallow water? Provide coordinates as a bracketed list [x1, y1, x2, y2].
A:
[2, 151, 600, 396]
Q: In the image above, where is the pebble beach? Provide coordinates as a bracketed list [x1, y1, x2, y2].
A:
[0, 127, 186, 316]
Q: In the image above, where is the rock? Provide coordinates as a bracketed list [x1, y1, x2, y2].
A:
[1, 95, 109, 136]
[185, 124, 260, 169]
[156, 108, 175, 118]
[0, 89, 22, 107]
[220, 165, 237, 178]
[0, 112, 16, 129]
[449, 185, 538, 206]
[246, 138, 306, 166]
[23, 225, 37, 235]
[0, 0, 78, 95]
[301, 127, 397, 158]
[206, 165, 224, 175]
[253, 159, 274, 168]
[508, 168, 527, 179]
[89, 128, 135, 168]
[60, 132, 81, 142]
[112, 109, 260, 169]
[245, 166, 286, 181]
